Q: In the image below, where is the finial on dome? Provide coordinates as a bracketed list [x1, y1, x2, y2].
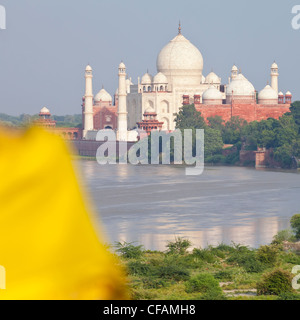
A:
[178, 21, 181, 34]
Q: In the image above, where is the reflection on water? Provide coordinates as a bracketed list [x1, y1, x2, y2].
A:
[78, 162, 300, 250]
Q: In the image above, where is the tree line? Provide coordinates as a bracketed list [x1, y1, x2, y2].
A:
[174, 101, 300, 168]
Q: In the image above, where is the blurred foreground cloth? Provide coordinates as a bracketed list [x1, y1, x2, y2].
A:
[0, 126, 128, 300]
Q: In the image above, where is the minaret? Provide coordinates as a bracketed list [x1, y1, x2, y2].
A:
[231, 65, 238, 80]
[270, 61, 279, 94]
[83, 64, 94, 139]
[117, 61, 128, 141]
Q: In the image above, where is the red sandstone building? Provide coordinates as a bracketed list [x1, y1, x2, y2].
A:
[137, 108, 164, 135]
[183, 89, 291, 123]
[81, 87, 118, 131]
[182, 69, 292, 123]
[36, 107, 82, 140]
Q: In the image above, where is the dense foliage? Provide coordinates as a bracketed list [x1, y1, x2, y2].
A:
[0, 113, 82, 128]
[115, 215, 300, 300]
[174, 101, 300, 168]
[257, 268, 294, 296]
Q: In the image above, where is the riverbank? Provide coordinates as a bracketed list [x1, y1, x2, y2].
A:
[114, 238, 300, 300]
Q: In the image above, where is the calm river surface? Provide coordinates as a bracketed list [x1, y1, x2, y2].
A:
[79, 162, 300, 251]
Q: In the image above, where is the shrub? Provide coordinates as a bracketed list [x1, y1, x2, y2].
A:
[127, 260, 150, 276]
[205, 154, 226, 164]
[153, 264, 190, 282]
[114, 241, 144, 259]
[226, 249, 265, 273]
[281, 252, 300, 265]
[166, 237, 192, 255]
[272, 229, 296, 244]
[215, 243, 236, 253]
[185, 273, 222, 294]
[207, 246, 226, 259]
[141, 277, 167, 289]
[277, 292, 300, 300]
[257, 245, 279, 267]
[257, 268, 294, 295]
[192, 248, 217, 263]
[198, 289, 227, 300]
[291, 214, 300, 239]
[214, 269, 234, 281]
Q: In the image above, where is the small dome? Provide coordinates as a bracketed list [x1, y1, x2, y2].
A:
[94, 88, 112, 102]
[153, 72, 168, 84]
[271, 62, 278, 69]
[226, 73, 255, 96]
[205, 72, 221, 84]
[258, 85, 278, 100]
[232, 65, 238, 71]
[286, 91, 292, 96]
[40, 107, 50, 114]
[202, 86, 223, 100]
[145, 106, 156, 113]
[141, 73, 153, 85]
[119, 61, 126, 69]
[278, 91, 284, 96]
[85, 65, 92, 71]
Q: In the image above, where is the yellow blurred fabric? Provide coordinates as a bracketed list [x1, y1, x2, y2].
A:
[0, 126, 128, 300]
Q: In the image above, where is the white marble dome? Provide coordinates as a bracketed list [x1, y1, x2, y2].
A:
[141, 73, 153, 85]
[202, 86, 223, 100]
[271, 62, 278, 69]
[205, 72, 221, 84]
[153, 72, 168, 84]
[94, 88, 112, 102]
[156, 33, 203, 85]
[226, 73, 255, 96]
[258, 85, 278, 101]
[40, 107, 50, 114]
[85, 65, 92, 71]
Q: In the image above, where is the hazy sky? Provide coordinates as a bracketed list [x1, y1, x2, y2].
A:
[0, 0, 299, 115]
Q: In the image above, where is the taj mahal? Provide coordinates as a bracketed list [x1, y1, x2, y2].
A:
[38, 24, 292, 141]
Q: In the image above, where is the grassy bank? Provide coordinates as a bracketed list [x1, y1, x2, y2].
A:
[113, 237, 300, 300]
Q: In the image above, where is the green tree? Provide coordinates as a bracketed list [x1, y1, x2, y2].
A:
[175, 104, 206, 129]
[207, 115, 224, 132]
[289, 101, 300, 132]
[204, 127, 223, 158]
[274, 144, 293, 168]
[223, 116, 247, 144]
[276, 115, 298, 147]
[290, 214, 300, 240]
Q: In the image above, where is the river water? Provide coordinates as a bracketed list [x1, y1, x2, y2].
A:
[79, 162, 300, 251]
